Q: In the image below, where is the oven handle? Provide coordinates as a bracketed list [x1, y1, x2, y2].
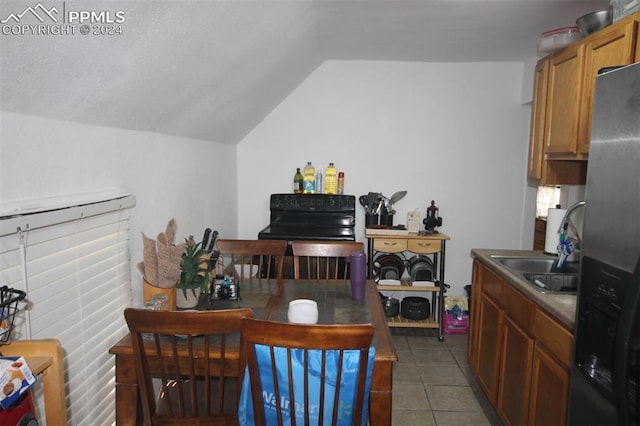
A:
[614, 255, 640, 424]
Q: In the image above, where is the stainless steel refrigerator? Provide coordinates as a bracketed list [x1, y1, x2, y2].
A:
[568, 61, 640, 425]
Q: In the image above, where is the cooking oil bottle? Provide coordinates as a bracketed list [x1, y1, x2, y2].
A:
[293, 168, 303, 193]
[303, 162, 315, 194]
[325, 162, 337, 194]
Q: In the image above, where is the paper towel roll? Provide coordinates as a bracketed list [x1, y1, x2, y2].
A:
[545, 208, 566, 254]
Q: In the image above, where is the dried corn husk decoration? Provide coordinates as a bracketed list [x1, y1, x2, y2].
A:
[142, 233, 158, 286]
[140, 218, 185, 288]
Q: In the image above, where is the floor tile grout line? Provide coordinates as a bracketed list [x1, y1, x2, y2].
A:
[390, 329, 502, 425]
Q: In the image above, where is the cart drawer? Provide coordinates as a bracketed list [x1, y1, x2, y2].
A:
[407, 239, 440, 254]
[373, 238, 407, 253]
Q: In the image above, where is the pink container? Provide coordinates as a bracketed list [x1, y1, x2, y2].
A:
[443, 312, 469, 334]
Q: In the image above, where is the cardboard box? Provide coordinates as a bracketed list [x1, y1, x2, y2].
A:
[0, 356, 36, 409]
[407, 210, 422, 233]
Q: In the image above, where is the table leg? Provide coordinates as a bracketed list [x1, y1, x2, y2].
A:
[369, 360, 393, 425]
[114, 353, 140, 425]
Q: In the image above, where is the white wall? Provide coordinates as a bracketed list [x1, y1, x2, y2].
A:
[1, 60, 538, 298]
[237, 60, 534, 295]
[0, 111, 238, 303]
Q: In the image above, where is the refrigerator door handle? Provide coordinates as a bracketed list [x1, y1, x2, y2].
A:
[614, 256, 640, 424]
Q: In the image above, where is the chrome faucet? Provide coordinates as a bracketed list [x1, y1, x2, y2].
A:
[552, 201, 585, 271]
[557, 201, 585, 245]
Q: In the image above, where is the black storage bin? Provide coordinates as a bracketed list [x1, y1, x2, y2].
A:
[401, 296, 430, 320]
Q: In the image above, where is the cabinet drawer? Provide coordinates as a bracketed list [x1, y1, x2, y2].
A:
[504, 285, 534, 335]
[373, 238, 407, 253]
[407, 239, 440, 254]
[533, 308, 573, 366]
[482, 267, 504, 305]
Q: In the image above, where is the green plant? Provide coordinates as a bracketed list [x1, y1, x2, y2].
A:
[177, 236, 211, 298]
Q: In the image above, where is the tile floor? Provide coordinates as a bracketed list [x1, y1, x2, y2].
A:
[389, 328, 503, 426]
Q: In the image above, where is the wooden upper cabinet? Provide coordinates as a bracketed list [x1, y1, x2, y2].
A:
[527, 58, 549, 181]
[545, 43, 585, 157]
[578, 20, 638, 154]
[527, 55, 588, 185]
[526, 12, 639, 184]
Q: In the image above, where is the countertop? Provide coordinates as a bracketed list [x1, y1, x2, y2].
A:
[471, 248, 577, 330]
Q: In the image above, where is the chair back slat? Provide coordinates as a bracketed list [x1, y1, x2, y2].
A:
[124, 308, 253, 425]
[239, 317, 375, 426]
[292, 241, 364, 281]
[217, 239, 287, 281]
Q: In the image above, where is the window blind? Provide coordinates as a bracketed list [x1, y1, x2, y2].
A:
[0, 195, 135, 425]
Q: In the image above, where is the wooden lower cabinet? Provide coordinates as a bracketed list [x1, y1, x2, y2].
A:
[469, 260, 573, 426]
[467, 261, 483, 371]
[533, 218, 546, 250]
[476, 293, 503, 405]
[499, 318, 534, 425]
[529, 343, 570, 426]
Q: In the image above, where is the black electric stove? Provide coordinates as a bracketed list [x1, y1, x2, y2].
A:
[258, 194, 356, 242]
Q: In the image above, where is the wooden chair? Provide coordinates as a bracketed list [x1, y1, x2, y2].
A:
[239, 317, 375, 426]
[291, 241, 364, 280]
[124, 307, 253, 425]
[216, 239, 287, 281]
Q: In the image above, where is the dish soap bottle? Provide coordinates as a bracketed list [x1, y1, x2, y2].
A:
[293, 168, 303, 194]
[325, 162, 337, 194]
[303, 162, 315, 194]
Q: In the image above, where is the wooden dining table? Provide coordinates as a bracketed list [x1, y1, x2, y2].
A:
[109, 279, 398, 425]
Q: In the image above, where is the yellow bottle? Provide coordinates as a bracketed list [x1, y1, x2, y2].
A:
[303, 162, 315, 194]
[324, 163, 337, 194]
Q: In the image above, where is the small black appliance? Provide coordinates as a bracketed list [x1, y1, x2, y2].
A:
[401, 296, 430, 320]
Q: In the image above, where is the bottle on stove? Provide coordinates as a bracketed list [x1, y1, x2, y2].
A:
[293, 168, 303, 194]
[337, 171, 344, 194]
[324, 162, 337, 194]
[303, 162, 315, 194]
[316, 170, 323, 194]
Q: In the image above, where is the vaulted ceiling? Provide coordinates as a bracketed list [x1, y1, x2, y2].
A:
[0, 0, 608, 144]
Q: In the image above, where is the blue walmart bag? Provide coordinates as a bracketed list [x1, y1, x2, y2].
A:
[238, 345, 376, 425]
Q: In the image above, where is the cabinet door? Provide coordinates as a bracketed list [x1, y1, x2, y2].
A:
[636, 17, 640, 60]
[578, 21, 637, 154]
[467, 260, 482, 369]
[527, 58, 549, 181]
[498, 316, 534, 426]
[546, 43, 585, 157]
[528, 343, 570, 426]
[476, 292, 503, 405]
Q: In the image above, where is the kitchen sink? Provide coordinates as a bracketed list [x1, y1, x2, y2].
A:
[523, 273, 578, 294]
[490, 255, 579, 274]
[489, 255, 580, 294]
